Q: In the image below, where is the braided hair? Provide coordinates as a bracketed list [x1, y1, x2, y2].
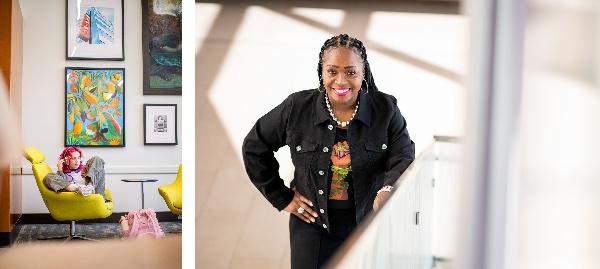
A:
[317, 34, 378, 93]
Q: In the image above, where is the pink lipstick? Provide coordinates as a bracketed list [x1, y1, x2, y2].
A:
[333, 87, 351, 96]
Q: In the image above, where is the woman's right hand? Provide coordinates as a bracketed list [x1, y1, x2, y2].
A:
[284, 190, 318, 223]
[57, 158, 65, 172]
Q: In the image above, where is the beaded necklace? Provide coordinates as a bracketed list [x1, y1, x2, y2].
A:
[324, 93, 359, 128]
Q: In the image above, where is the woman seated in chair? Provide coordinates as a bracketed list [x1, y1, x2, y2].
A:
[43, 146, 110, 202]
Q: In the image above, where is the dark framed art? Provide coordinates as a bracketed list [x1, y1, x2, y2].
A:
[66, 0, 124, 60]
[144, 104, 178, 145]
[65, 67, 125, 147]
[141, 0, 182, 95]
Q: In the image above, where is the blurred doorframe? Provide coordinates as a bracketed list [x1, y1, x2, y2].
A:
[458, 0, 524, 268]
[0, 0, 23, 247]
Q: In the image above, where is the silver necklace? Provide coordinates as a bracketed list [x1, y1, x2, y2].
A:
[325, 93, 359, 128]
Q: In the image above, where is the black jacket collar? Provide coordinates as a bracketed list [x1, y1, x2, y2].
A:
[313, 90, 371, 127]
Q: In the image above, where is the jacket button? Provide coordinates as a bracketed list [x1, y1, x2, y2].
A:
[296, 145, 302, 152]
[320, 209, 325, 214]
[322, 224, 328, 229]
[318, 190, 324, 195]
[318, 170, 324, 176]
[327, 124, 334, 130]
[323, 147, 329, 152]
[381, 144, 387, 150]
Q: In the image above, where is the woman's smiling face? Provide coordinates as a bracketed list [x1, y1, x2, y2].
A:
[321, 47, 364, 107]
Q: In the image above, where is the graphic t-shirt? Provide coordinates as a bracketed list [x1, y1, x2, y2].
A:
[327, 127, 355, 209]
[65, 170, 85, 185]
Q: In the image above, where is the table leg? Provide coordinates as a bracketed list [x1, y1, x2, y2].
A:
[141, 182, 145, 209]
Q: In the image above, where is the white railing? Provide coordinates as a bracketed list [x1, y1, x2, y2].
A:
[327, 136, 461, 269]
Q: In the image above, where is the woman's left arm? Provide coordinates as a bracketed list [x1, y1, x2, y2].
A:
[383, 104, 415, 187]
[374, 102, 415, 210]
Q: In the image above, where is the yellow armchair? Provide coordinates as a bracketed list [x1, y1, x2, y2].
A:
[158, 164, 182, 215]
[23, 147, 113, 240]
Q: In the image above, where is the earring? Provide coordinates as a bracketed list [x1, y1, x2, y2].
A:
[363, 78, 369, 94]
[318, 76, 324, 92]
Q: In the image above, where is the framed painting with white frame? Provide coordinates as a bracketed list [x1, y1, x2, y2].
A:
[144, 104, 178, 145]
[66, 0, 124, 60]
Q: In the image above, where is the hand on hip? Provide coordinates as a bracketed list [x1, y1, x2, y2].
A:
[284, 190, 318, 223]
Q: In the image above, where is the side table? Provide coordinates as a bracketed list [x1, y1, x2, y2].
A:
[121, 179, 159, 208]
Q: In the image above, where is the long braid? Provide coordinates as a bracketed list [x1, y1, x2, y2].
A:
[317, 34, 378, 93]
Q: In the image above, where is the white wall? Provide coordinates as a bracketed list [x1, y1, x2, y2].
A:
[18, 0, 182, 213]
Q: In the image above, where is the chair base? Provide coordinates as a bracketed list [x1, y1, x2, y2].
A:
[37, 220, 98, 242]
[38, 235, 98, 242]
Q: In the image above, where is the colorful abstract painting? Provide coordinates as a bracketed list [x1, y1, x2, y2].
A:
[65, 68, 125, 147]
[142, 0, 182, 95]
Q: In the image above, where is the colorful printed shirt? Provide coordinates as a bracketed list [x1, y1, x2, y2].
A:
[327, 127, 355, 209]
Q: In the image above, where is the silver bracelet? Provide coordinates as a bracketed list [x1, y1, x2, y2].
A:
[376, 185, 394, 195]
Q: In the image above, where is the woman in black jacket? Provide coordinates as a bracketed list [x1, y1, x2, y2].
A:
[242, 34, 415, 269]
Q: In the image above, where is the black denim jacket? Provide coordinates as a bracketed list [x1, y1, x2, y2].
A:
[242, 89, 415, 231]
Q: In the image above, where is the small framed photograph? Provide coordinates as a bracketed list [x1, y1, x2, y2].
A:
[141, 0, 182, 95]
[65, 67, 125, 147]
[66, 0, 124, 60]
[144, 104, 178, 145]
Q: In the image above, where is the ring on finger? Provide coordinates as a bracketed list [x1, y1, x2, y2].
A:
[297, 207, 305, 214]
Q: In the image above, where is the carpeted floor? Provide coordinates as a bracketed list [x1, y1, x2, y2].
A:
[13, 222, 182, 244]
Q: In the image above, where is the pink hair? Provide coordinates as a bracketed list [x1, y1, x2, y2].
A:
[60, 146, 84, 173]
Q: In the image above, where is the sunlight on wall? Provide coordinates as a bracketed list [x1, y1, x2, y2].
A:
[368, 48, 465, 154]
[367, 12, 468, 75]
[290, 7, 346, 28]
[206, 6, 337, 182]
[366, 11, 467, 153]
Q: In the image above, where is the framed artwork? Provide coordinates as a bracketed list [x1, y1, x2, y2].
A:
[66, 0, 124, 60]
[141, 0, 182, 95]
[144, 104, 178, 145]
[65, 67, 125, 147]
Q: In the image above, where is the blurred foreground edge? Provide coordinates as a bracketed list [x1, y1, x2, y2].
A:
[0, 235, 182, 269]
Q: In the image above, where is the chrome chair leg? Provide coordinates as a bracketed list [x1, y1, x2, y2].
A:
[38, 221, 97, 242]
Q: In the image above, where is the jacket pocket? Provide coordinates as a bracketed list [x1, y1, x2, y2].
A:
[364, 136, 389, 169]
[288, 135, 318, 168]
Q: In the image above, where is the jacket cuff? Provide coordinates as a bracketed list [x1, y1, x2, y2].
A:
[268, 185, 295, 211]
